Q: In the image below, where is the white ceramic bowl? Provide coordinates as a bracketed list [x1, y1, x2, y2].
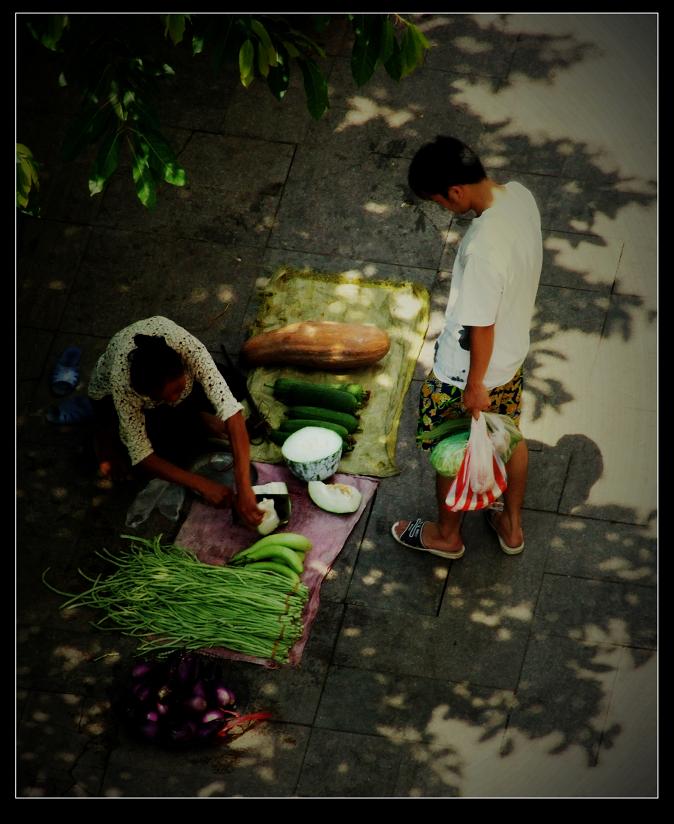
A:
[281, 426, 343, 482]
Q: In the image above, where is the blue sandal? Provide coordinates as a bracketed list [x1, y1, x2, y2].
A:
[50, 346, 82, 396]
[46, 395, 94, 425]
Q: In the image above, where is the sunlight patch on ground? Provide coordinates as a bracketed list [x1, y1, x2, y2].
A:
[335, 96, 416, 132]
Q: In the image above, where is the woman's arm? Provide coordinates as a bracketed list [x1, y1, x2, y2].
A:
[224, 411, 264, 528]
[138, 453, 233, 507]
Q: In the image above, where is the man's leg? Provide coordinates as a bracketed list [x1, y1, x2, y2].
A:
[491, 438, 528, 549]
[392, 472, 464, 553]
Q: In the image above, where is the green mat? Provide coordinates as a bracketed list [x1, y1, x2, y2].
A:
[246, 267, 430, 477]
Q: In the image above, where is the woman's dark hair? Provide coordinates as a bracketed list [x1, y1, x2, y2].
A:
[407, 135, 486, 199]
[128, 334, 184, 397]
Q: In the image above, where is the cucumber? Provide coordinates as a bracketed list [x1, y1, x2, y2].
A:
[267, 429, 290, 446]
[285, 406, 359, 433]
[325, 382, 370, 407]
[416, 416, 472, 445]
[280, 418, 350, 440]
[272, 378, 359, 414]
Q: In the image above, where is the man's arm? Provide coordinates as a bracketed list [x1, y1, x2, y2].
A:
[462, 324, 495, 418]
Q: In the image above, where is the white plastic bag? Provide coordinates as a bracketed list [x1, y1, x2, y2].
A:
[483, 412, 510, 458]
[468, 412, 496, 493]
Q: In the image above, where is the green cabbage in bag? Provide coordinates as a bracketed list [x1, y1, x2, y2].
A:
[430, 431, 470, 478]
[429, 414, 522, 479]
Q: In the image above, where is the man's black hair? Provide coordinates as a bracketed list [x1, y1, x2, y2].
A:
[407, 135, 486, 199]
[128, 334, 184, 397]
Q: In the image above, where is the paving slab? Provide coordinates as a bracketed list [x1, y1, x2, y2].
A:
[270, 144, 448, 269]
[439, 510, 557, 632]
[102, 721, 311, 797]
[95, 134, 294, 247]
[541, 230, 622, 293]
[334, 603, 529, 690]
[533, 574, 657, 650]
[17, 690, 102, 797]
[545, 516, 657, 588]
[17, 219, 92, 331]
[296, 727, 401, 797]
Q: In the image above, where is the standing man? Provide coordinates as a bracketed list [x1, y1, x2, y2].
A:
[392, 135, 542, 558]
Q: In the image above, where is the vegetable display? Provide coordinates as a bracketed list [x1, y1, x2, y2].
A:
[121, 651, 271, 748]
[267, 377, 370, 453]
[241, 321, 390, 370]
[43, 534, 310, 663]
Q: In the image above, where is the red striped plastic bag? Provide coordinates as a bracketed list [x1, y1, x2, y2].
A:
[444, 412, 508, 511]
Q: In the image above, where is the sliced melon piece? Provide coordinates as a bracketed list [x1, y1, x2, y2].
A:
[257, 498, 281, 535]
[307, 480, 362, 514]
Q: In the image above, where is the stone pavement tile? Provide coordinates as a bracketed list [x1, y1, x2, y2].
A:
[101, 721, 311, 797]
[17, 622, 139, 697]
[439, 511, 558, 631]
[614, 237, 657, 307]
[315, 60, 485, 160]
[419, 13, 517, 79]
[478, 128, 571, 177]
[541, 230, 622, 293]
[347, 386, 450, 616]
[208, 601, 346, 727]
[504, 635, 621, 768]
[315, 664, 513, 744]
[523, 444, 572, 512]
[463, 633, 655, 797]
[296, 727, 401, 797]
[17, 690, 106, 797]
[593, 646, 657, 797]
[96, 134, 294, 247]
[334, 604, 529, 690]
[321, 500, 375, 604]
[269, 144, 448, 269]
[533, 574, 657, 650]
[545, 516, 656, 588]
[222, 71, 313, 144]
[587, 294, 657, 410]
[557, 409, 656, 527]
[18, 220, 92, 331]
[17, 326, 55, 383]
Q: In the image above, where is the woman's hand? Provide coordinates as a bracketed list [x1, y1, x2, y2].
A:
[235, 486, 264, 529]
[195, 477, 234, 508]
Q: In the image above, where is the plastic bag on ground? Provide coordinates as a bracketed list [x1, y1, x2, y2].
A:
[125, 479, 171, 527]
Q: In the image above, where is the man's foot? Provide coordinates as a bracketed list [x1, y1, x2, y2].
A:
[391, 518, 465, 559]
[487, 511, 524, 555]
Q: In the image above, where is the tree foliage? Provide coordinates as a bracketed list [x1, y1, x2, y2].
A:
[17, 14, 430, 212]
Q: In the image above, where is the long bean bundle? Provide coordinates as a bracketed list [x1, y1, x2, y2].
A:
[43, 535, 309, 663]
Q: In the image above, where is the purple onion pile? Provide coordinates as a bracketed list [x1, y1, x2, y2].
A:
[123, 652, 239, 747]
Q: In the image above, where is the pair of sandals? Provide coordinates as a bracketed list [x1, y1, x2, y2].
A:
[45, 346, 94, 425]
[391, 510, 524, 558]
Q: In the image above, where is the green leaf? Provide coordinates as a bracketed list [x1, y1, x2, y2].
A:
[380, 17, 395, 64]
[267, 47, 290, 101]
[130, 140, 157, 210]
[250, 19, 278, 67]
[239, 39, 255, 88]
[136, 128, 186, 187]
[281, 39, 300, 59]
[192, 33, 205, 55]
[27, 15, 69, 52]
[399, 24, 429, 78]
[88, 129, 121, 196]
[298, 58, 328, 120]
[351, 16, 384, 87]
[384, 39, 403, 81]
[162, 14, 189, 45]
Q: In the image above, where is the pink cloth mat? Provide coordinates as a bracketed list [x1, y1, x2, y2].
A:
[175, 462, 379, 668]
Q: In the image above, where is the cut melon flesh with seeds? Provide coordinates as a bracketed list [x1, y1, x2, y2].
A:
[307, 480, 362, 514]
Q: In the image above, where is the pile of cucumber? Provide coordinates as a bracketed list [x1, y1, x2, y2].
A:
[266, 377, 370, 452]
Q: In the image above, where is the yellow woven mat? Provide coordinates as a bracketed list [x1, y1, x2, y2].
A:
[246, 266, 430, 477]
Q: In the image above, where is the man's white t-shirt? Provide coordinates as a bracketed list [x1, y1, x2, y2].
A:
[433, 181, 542, 389]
